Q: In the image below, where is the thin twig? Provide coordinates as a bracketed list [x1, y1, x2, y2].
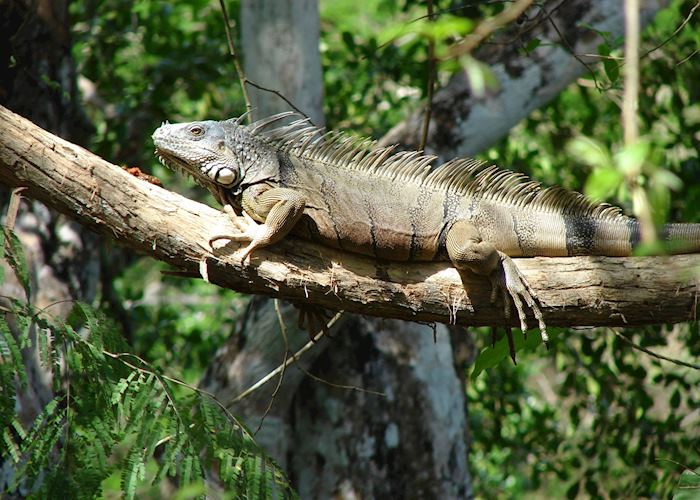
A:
[5, 187, 26, 231]
[543, 7, 600, 89]
[641, 1, 699, 59]
[655, 457, 699, 471]
[253, 299, 291, 435]
[419, 0, 436, 152]
[604, 1, 699, 81]
[447, 0, 534, 59]
[287, 330, 386, 397]
[218, 0, 252, 123]
[623, 0, 640, 145]
[230, 311, 344, 403]
[612, 330, 700, 370]
[676, 49, 699, 66]
[284, 310, 385, 396]
[218, 0, 314, 125]
[243, 79, 314, 123]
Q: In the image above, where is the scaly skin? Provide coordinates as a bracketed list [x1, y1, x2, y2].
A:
[152, 113, 700, 359]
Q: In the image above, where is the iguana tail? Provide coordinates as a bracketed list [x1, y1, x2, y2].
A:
[660, 223, 700, 254]
[591, 220, 700, 256]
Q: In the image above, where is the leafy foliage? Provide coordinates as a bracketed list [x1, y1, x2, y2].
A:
[468, 0, 700, 496]
[0, 230, 295, 498]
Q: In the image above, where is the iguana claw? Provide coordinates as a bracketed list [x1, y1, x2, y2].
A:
[209, 209, 266, 261]
[492, 251, 549, 348]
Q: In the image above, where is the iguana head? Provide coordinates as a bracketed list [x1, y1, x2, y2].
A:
[152, 118, 278, 195]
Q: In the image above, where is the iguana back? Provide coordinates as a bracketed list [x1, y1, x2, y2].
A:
[153, 113, 699, 260]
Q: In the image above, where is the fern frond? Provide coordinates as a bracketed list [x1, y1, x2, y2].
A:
[2, 227, 31, 300]
[2, 426, 21, 462]
[180, 449, 194, 486]
[0, 316, 26, 386]
[121, 446, 147, 500]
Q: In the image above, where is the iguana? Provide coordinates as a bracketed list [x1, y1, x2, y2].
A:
[152, 112, 700, 355]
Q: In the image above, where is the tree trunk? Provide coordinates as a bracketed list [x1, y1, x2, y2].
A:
[240, 0, 325, 126]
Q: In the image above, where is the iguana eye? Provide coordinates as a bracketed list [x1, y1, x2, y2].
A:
[189, 125, 204, 136]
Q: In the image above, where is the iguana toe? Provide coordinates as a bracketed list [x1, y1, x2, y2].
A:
[493, 252, 549, 350]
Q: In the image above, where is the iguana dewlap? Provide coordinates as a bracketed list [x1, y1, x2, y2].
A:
[152, 113, 700, 348]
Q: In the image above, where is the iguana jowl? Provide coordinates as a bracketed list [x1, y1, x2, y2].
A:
[152, 113, 700, 348]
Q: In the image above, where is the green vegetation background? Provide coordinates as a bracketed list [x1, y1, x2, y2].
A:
[2, 0, 699, 497]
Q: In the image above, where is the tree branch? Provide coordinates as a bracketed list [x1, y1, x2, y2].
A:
[1, 105, 698, 329]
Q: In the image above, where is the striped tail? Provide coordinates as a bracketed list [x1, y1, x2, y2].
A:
[592, 220, 700, 256]
[661, 223, 700, 254]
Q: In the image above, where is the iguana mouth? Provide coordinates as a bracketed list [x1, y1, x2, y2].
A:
[154, 148, 208, 187]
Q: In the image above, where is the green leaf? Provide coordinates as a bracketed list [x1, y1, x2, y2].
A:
[615, 139, 650, 176]
[523, 38, 541, 55]
[652, 168, 683, 191]
[342, 31, 355, 49]
[670, 389, 681, 409]
[566, 480, 580, 499]
[3, 427, 21, 462]
[122, 448, 146, 500]
[682, 104, 700, 126]
[566, 136, 612, 170]
[0, 317, 27, 386]
[603, 58, 619, 84]
[648, 181, 671, 227]
[461, 55, 500, 98]
[584, 167, 623, 201]
[471, 328, 559, 378]
[673, 468, 700, 500]
[172, 482, 207, 500]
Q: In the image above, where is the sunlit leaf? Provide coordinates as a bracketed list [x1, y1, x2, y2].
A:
[673, 468, 700, 500]
[615, 139, 650, 176]
[585, 167, 623, 200]
[566, 136, 612, 170]
[462, 55, 500, 98]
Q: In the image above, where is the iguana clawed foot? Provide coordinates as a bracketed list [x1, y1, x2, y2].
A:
[209, 207, 267, 261]
[295, 303, 333, 341]
[490, 251, 548, 350]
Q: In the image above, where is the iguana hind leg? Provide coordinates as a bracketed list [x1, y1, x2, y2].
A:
[445, 220, 548, 356]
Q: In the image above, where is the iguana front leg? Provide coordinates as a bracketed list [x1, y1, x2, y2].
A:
[445, 219, 548, 358]
[211, 186, 306, 260]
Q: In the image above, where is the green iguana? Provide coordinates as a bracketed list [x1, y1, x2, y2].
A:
[152, 112, 700, 353]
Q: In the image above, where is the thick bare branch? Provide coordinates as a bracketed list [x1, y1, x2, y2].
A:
[1, 105, 698, 329]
